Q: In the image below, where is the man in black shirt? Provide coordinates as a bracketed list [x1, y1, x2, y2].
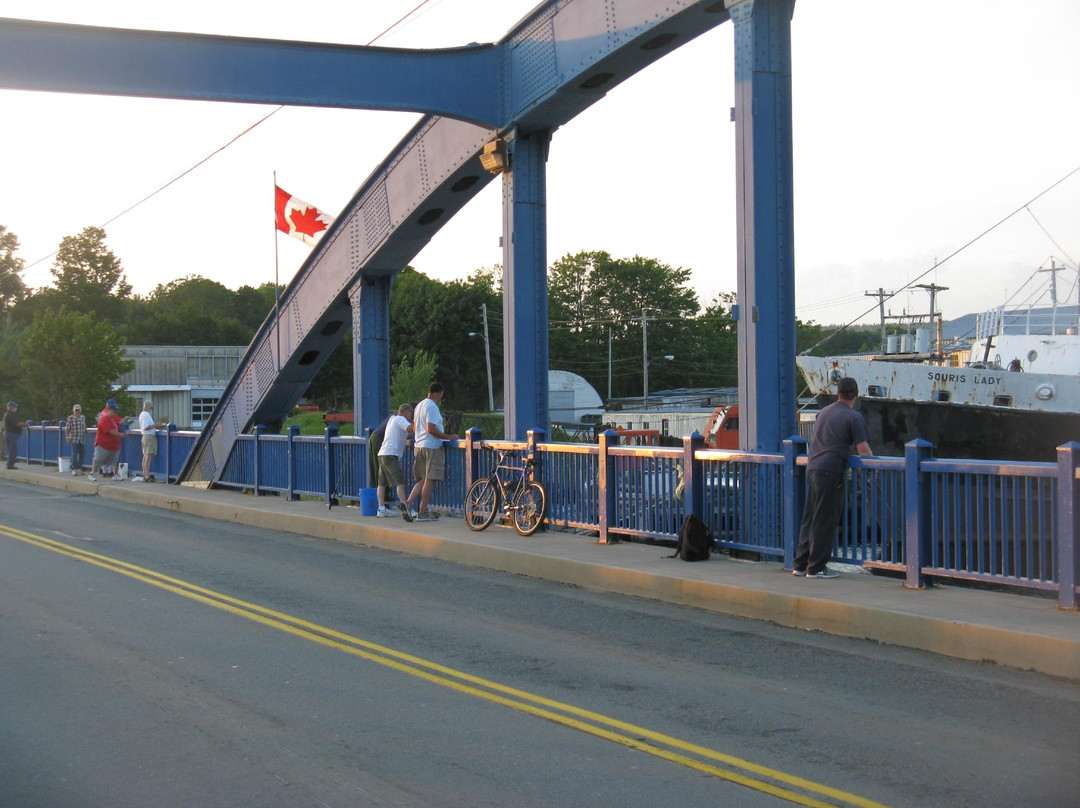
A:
[793, 377, 872, 578]
[4, 401, 27, 470]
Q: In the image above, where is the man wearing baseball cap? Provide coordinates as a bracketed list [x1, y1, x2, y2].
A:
[4, 401, 27, 470]
[65, 404, 87, 475]
[88, 399, 123, 482]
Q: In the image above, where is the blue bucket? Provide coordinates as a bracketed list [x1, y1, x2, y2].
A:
[359, 487, 379, 516]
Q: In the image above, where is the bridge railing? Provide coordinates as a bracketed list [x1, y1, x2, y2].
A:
[11, 422, 1079, 609]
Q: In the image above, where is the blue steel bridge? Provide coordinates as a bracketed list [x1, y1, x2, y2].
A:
[0, 0, 798, 484]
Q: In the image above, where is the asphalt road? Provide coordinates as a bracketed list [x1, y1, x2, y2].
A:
[1, 480, 1077, 808]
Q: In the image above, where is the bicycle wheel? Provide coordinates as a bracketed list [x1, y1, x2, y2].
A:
[513, 482, 547, 536]
[464, 478, 500, 531]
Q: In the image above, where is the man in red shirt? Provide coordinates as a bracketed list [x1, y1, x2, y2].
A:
[88, 398, 124, 482]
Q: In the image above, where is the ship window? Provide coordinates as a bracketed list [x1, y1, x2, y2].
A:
[1027, 349, 1038, 363]
[993, 395, 1013, 407]
[934, 390, 951, 403]
[866, 385, 886, 398]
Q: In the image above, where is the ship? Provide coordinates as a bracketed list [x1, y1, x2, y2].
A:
[797, 260, 1080, 462]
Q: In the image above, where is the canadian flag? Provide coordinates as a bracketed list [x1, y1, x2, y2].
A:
[275, 185, 334, 246]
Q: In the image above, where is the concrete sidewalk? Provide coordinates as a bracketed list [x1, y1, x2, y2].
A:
[5, 464, 1079, 680]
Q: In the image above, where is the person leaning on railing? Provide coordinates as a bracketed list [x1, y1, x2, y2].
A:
[792, 377, 872, 579]
[4, 401, 28, 470]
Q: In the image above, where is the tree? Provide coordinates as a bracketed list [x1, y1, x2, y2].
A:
[548, 251, 701, 398]
[0, 225, 28, 317]
[686, 292, 739, 388]
[48, 226, 131, 323]
[17, 306, 134, 421]
[389, 268, 501, 410]
[390, 349, 439, 410]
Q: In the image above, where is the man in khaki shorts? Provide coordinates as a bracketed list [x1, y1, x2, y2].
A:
[376, 402, 414, 520]
[404, 383, 458, 521]
[134, 401, 167, 483]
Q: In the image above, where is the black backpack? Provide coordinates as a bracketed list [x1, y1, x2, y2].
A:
[669, 513, 712, 561]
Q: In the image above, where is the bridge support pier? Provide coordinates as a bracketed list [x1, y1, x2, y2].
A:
[352, 275, 394, 435]
[502, 129, 552, 441]
[729, 0, 798, 452]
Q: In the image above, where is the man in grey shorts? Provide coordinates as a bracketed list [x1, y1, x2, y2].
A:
[376, 402, 413, 520]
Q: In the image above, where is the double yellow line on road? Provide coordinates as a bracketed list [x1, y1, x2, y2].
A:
[2, 523, 894, 808]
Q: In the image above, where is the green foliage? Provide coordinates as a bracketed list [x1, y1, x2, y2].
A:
[547, 251, 704, 398]
[46, 226, 131, 323]
[390, 349, 439, 408]
[124, 276, 277, 345]
[0, 225, 27, 316]
[389, 268, 501, 410]
[303, 336, 353, 412]
[281, 409, 353, 436]
[16, 306, 135, 421]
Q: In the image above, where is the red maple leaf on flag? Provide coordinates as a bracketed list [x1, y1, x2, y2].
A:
[289, 206, 330, 238]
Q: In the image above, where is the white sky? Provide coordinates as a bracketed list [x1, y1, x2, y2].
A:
[0, 0, 1077, 328]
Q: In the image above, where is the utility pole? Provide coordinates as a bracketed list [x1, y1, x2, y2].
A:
[469, 303, 495, 412]
[865, 288, 893, 353]
[481, 302, 494, 412]
[915, 282, 948, 353]
[607, 326, 612, 401]
[642, 308, 649, 406]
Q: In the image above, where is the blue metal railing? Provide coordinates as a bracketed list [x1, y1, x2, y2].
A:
[11, 422, 1079, 609]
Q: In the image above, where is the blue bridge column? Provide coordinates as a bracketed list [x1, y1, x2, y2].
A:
[729, 0, 798, 452]
[352, 275, 394, 433]
[502, 129, 551, 441]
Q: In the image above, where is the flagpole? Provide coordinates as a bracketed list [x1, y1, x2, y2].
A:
[273, 171, 281, 373]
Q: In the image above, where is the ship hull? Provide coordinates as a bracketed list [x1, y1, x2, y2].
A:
[799, 355, 1080, 461]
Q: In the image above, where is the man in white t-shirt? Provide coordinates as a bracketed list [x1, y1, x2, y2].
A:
[133, 401, 167, 483]
[404, 382, 458, 521]
[375, 402, 414, 519]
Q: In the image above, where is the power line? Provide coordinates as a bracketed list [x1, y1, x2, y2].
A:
[18, 0, 439, 275]
[801, 162, 1080, 355]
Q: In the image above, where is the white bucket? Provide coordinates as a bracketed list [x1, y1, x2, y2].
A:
[58, 457, 71, 473]
[114, 462, 128, 481]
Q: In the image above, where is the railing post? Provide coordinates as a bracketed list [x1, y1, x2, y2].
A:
[682, 431, 705, 521]
[164, 423, 176, 483]
[597, 429, 618, 544]
[21, 420, 34, 465]
[783, 436, 808, 571]
[253, 424, 265, 496]
[38, 420, 49, 465]
[464, 427, 482, 488]
[324, 424, 339, 507]
[1055, 442, 1079, 611]
[286, 424, 300, 501]
[526, 427, 545, 483]
[904, 439, 934, 590]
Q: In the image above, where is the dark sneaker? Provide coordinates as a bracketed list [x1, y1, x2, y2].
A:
[415, 512, 437, 522]
[807, 567, 839, 579]
[398, 502, 413, 522]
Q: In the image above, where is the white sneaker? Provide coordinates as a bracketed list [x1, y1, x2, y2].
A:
[87, 474, 97, 481]
[131, 476, 145, 483]
[376, 506, 395, 518]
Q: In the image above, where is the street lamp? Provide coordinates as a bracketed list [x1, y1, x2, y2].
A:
[643, 354, 675, 407]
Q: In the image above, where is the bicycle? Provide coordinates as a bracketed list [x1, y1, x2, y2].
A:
[463, 444, 547, 536]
